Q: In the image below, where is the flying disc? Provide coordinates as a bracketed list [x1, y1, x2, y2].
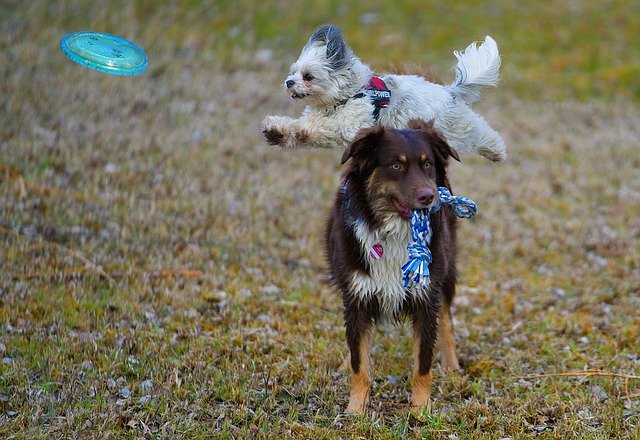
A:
[60, 31, 148, 76]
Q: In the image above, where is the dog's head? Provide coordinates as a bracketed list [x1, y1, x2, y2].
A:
[284, 24, 371, 107]
[341, 120, 460, 220]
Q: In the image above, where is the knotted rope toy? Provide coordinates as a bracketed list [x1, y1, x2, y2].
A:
[402, 187, 477, 288]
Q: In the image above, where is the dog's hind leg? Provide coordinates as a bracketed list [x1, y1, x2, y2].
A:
[438, 305, 461, 372]
[338, 352, 350, 371]
[437, 104, 507, 163]
[437, 268, 461, 372]
[344, 304, 375, 414]
[411, 298, 439, 412]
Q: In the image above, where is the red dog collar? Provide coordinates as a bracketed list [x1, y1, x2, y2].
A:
[364, 77, 391, 121]
[341, 77, 391, 121]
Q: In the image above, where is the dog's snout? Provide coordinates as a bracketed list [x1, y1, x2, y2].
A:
[416, 188, 435, 205]
[285, 79, 295, 89]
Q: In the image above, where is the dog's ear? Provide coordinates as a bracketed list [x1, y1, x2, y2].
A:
[409, 119, 460, 163]
[308, 24, 347, 70]
[341, 125, 385, 172]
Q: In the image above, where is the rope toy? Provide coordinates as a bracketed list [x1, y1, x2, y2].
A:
[402, 187, 477, 288]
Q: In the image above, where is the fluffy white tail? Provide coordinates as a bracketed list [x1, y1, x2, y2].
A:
[449, 36, 501, 104]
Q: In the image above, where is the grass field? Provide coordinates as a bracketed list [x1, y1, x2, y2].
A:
[1, 1, 640, 438]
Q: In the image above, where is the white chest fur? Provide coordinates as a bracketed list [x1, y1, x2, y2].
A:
[350, 217, 424, 320]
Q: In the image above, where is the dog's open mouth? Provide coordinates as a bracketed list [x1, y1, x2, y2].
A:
[392, 198, 412, 221]
[291, 92, 306, 99]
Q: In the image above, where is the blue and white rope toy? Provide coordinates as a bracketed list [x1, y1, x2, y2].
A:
[402, 187, 477, 288]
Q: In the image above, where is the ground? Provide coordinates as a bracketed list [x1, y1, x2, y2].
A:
[1, 1, 639, 439]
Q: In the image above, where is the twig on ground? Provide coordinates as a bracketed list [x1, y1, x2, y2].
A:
[520, 369, 640, 381]
[0, 225, 116, 287]
[519, 369, 640, 400]
[0, 163, 87, 201]
[150, 269, 204, 279]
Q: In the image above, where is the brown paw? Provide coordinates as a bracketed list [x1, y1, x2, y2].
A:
[262, 128, 284, 146]
[345, 380, 369, 415]
[411, 372, 432, 410]
[440, 356, 462, 373]
[345, 398, 367, 414]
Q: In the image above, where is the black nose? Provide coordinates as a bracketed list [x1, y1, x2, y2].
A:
[417, 188, 435, 205]
[285, 79, 295, 88]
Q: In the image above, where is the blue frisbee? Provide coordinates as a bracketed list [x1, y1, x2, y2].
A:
[60, 31, 148, 76]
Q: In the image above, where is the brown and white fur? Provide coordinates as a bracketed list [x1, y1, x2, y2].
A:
[324, 120, 462, 414]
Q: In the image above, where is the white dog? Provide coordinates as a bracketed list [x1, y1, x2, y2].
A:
[261, 24, 506, 162]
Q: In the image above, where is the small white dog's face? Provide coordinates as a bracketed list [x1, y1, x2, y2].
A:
[285, 45, 335, 102]
[284, 25, 371, 107]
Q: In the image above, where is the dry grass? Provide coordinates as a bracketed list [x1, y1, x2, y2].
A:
[1, 1, 640, 438]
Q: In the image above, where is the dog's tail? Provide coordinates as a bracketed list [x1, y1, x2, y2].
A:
[448, 36, 501, 104]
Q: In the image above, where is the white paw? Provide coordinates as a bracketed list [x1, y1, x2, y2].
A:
[260, 116, 286, 146]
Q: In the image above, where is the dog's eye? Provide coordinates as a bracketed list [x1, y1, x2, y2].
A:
[390, 163, 402, 171]
[424, 162, 432, 170]
[302, 73, 314, 81]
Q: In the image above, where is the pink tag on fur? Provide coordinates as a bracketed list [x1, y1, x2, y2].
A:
[370, 243, 384, 260]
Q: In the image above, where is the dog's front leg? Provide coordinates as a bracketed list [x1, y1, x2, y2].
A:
[260, 115, 322, 149]
[261, 114, 352, 150]
[411, 298, 439, 413]
[344, 302, 375, 414]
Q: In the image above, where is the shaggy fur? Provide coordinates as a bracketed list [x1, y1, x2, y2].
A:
[261, 24, 506, 162]
[325, 120, 463, 414]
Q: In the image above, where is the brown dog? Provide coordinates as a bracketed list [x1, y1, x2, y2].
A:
[325, 120, 461, 414]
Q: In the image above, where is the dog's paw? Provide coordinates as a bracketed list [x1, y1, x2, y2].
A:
[409, 401, 432, 422]
[262, 127, 285, 146]
[345, 399, 367, 415]
[261, 116, 289, 146]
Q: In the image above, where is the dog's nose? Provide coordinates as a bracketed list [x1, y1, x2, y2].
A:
[416, 188, 435, 205]
[285, 79, 295, 89]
